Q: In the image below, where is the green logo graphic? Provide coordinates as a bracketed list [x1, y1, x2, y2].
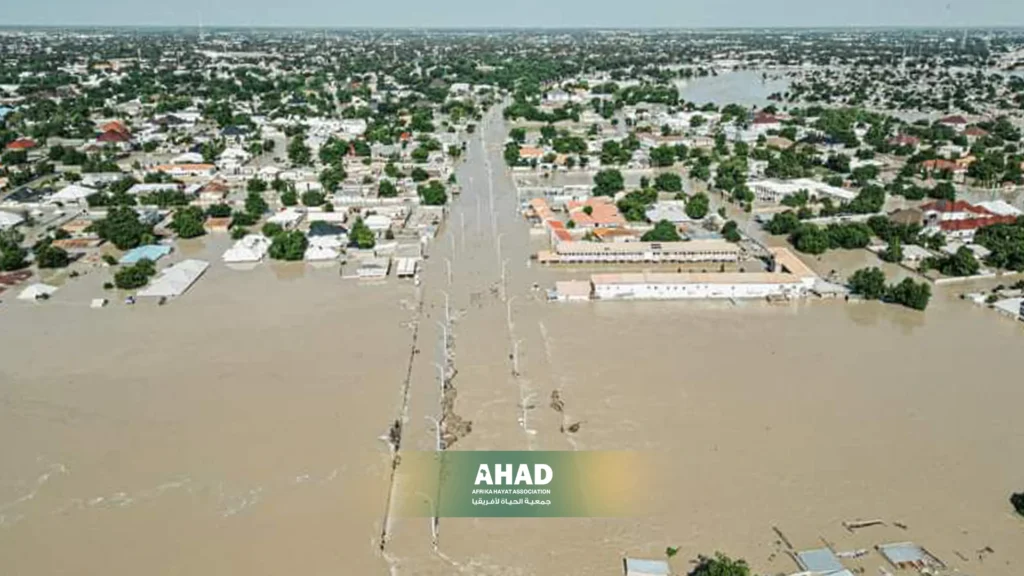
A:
[397, 451, 653, 517]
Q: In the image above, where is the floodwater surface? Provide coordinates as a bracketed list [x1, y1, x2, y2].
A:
[2, 107, 1024, 576]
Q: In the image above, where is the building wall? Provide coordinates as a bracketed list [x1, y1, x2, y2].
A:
[594, 281, 808, 300]
[554, 250, 738, 264]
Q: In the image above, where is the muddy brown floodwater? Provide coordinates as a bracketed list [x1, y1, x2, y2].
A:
[3, 106, 1024, 576]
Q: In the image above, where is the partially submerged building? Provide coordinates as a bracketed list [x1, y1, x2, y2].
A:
[590, 248, 817, 301]
[538, 240, 741, 264]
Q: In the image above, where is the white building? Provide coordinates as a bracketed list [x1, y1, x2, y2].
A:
[0, 210, 25, 229]
[591, 248, 816, 301]
[137, 259, 209, 298]
[539, 240, 740, 264]
[50, 184, 98, 205]
[223, 234, 271, 263]
[748, 178, 856, 204]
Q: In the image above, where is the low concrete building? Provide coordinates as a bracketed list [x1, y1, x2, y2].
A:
[554, 280, 591, 302]
[623, 558, 670, 576]
[591, 248, 816, 301]
[538, 240, 740, 264]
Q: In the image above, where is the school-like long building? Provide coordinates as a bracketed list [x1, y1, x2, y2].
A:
[590, 248, 817, 300]
[538, 240, 741, 264]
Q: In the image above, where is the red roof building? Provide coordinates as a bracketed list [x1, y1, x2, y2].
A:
[97, 129, 131, 143]
[939, 115, 968, 126]
[100, 120, 129, 134]
[921, 159, 965, 174]
[752, 112, 780, 125]
[920, 200, 1017, 237]
[5, 137, 36, 151]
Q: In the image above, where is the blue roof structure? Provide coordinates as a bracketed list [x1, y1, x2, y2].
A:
[0, 106, 13, 121]
[120, 244, 172, 265]
[796, 548, 845, 573]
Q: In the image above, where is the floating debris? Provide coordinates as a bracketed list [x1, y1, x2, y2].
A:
[549, 390, 564, 413]
[843, 519, 885, 531]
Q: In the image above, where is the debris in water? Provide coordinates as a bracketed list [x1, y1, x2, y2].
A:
[843, 519, 885, 532]
[565, 421, 582, 433]
[549, 390, 564, 413]
[388, 419, 402, 451]
[772, 526, 793, 550]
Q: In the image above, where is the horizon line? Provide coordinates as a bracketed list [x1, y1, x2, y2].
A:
[2, 24, 1024, 32]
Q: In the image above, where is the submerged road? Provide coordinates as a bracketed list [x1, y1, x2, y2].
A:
[379, 104, 578, 573]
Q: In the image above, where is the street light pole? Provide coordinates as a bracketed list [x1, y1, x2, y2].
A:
[433, 363, 446, 395]
[511, 338, 522, 376]
[436, 320, 448, 357]
[506, 295, 516, 331]
[439, 290, 450, 325]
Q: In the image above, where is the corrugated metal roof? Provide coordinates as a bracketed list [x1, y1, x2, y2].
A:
[796, 548, 844, 573]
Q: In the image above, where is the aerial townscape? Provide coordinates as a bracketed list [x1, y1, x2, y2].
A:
[2, 20, 1024, 576]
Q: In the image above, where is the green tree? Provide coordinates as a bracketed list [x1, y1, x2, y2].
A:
[1012, 492, 1024, 516]
[592, 169, 624, 197]
[503, 142, 521, 166]
[411, 167, 430, 182]
[418, 181, 448, 206]
[922, 246, 979, 277]
[245, 191, 269, 217]
[90, 206, 151, 250]
[689, 553, 750, 576]
[35, 243, 70, 269]
[685, 192, 710, 220]
[509, 128, 526, 143]
[880, 238, 904, 263]
[650, 145, 676, 167]
[616, 189, 658, 222]
[849, 267, 887, 299]
[261, 222, 284, 238]
[721, 220, 741, 242]
[319, 165, 345, 193]
[301, 190, 326, 207]
[287, 135, 311, 165]
[268, 230, 308, 261]
[789, 223, 830, 254]
[654, 172, 682, 192]
[765, 211, 801, 235]
[114, 258, 157, 289]
[247, 177, 267, 193]
[350, 217, 376, 249]
[0, 244, 29, 271]
[975, 220, 1024, 271]
[170, 206, 206, 239]
[280, 188, 298, 207]
[378, 179, 398, 198]
[206, 203, 232, 218]
[887, 277, 932, 310]
[641, 220, 681, 242]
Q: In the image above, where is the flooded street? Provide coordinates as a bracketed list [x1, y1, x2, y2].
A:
[3, 105, 1024, 576]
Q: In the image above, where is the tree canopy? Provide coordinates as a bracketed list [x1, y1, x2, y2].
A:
[641, 220, 681, 242]
[268, 230, 308, 261]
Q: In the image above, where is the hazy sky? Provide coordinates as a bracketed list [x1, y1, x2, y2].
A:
[6, 0, 1023, 29]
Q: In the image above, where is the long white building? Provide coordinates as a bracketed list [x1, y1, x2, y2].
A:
[538, 240, 740, 264]
[591, 248, 817, 301]
[748, 178, 856, 204]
